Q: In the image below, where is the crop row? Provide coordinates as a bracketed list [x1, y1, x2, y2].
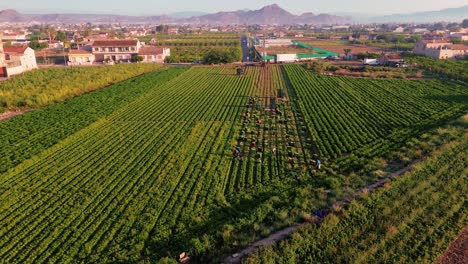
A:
[0, 67, 188, 173]
[244, 136, 467, 263]
[0, 66, 255, 262]
[283, 64, 468, 161]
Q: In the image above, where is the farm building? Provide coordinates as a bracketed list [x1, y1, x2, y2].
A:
[414, 40, 468, 59]
[68, 50, 95, 66]
[92, 39, 141, 63]
[138, 46, 171, 63]
[0, 36, 38, 77]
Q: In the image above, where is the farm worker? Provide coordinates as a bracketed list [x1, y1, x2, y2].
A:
[316, 159, 321, 170]
[272, 148, 277, 156]
[233, 147, 240, 157]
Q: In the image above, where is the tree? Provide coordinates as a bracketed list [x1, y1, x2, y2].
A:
[28, 40, 48, 50]
[55, 31, 66, 42]
[462, 19, 468, 28]
[44, 25, 57, 43]
[135, 56, 144, 62]
[83, 28, 93, 38]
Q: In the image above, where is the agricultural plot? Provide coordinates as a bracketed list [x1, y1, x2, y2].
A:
[0, 66, 255, 263]
[283, 64, 467, 165]
[227, 65, 319, 191]
[244, 135, 467, 263]
[0, 67, 188, 173]
[0, 64, 466, 262]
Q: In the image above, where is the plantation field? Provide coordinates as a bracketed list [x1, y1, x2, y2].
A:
[0, 64, 164, 112]
[139, 33, 242, 63]
[284, 64, 467, 164]
[0, 64, 466, 262]
[244, 134, 467, 263]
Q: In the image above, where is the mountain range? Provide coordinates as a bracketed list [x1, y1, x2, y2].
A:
[0, 4, 350, 25]
[365, 5, 468, 23]
[0, 4, 466, 25]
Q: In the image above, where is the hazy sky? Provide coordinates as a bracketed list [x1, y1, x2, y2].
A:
[2, 0, 467, 15]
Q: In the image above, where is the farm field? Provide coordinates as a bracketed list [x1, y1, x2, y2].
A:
[0, 67, 188, 173]
[293, 39, 386, 55]
[0, 63, 164, 113]
[0, 64, 466, 262]
[139, 33, 242, 63]
[244, 133, 467, 264]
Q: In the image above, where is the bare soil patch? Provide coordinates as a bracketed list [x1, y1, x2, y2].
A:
[437, 227, 468, 264]
[0, 110, 29, 121]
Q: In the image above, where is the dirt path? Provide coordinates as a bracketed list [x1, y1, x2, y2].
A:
[223, 161, 418, 264]
[436, 227, 468, 264]
[0, 110, 30, 121]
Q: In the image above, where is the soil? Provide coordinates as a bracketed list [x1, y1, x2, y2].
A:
[0, 110, 29, 121]
[436, 227, 468, 264]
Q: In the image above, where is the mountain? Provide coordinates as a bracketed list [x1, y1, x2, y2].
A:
[182, 4, 350, 25]
[367, 5, 468, 23]
[0, 4, 350, 25]
[0, 9, 30, 22]
[169, 11, 209, 18]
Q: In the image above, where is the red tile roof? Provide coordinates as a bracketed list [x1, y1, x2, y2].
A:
[449, 44, 468, 51]
[69, 49, 93, 55]
[3, 46, 28, 54]
[422, 40, 451, 44]
[138, 46, 164, 55]
[93, 39, 139, 47]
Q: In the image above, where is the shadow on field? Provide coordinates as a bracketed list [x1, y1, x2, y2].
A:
[424, 95, 468, 104]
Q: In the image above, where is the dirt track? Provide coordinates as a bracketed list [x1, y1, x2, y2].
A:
[223, 161, 418, 263]
[0, 110, 29, 121]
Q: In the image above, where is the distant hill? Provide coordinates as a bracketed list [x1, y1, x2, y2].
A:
[0, 9, 30, 22]
[0, 4, 351, 25]
[169, 11, 209, 18]
[181, 4, 351, 25]
[368, 5, 468, 23]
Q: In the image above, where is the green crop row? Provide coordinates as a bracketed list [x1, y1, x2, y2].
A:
[0, 63, 165, 112]
[0, 66, 256, 262]
[244, 136, 467, 263]
[0, 67, 188, 173]
[283, 64, 467, 164]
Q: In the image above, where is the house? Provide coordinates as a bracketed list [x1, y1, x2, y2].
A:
[92, 39, 141, 63]
[449, 33, 468, 41]
[48, 40, 64, 50]
[378, 54, 404, 66]
[414, 40, 468, 59]
[138, 46, 170, 63]
[411, 28, 429, 34]
[393, 27, 405, 33]
[3, 46, 38, 76]
[2, 32, 27, 41]
[414, 39, 451, 55]
[68, 50, 95, 66]
[0, 37, 5, 77]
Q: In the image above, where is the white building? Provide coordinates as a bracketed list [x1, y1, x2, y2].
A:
[138, 46, 170, 63]
[3, 46, 38, 76]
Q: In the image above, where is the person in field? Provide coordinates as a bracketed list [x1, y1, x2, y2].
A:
[272, 147, 277, 156]
[316, 159, 321, 170]
[233, 147, 240, 158]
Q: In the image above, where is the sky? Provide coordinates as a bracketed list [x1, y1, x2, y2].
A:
[1, 0, 467, 15]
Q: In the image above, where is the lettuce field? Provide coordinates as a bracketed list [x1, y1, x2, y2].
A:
[0, 64, 466, 262]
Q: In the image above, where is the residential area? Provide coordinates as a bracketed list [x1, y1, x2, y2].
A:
[0, 18, 467, 77]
